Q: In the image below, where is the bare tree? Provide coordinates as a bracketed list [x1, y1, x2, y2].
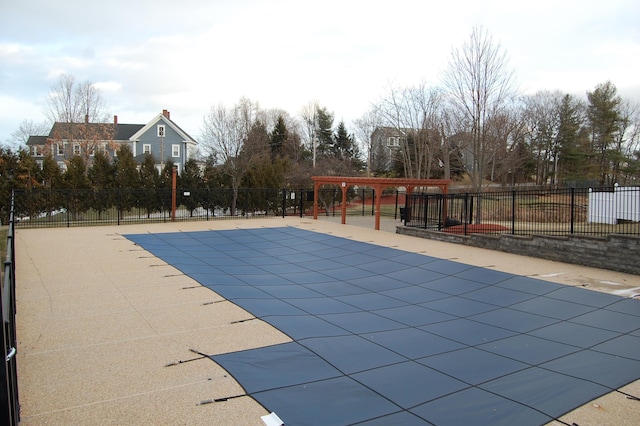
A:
[10, 119, 50, 148]
[43, 73, 114, 165]
[76, 80, 110, 123]
[201, 98, 263, 215]
[300, 100, 320, 168]
[521, 91, 567, 185]
[353, 107, 383, 176]
[378, 82, 444, 179]
[442, 26, 518, 192]
[44, 73, 79, 124]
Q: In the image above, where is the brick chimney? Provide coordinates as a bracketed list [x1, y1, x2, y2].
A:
[162, 109, 170, 120]
[113, 115, 118, 125]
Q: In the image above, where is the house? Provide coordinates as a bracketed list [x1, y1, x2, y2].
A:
[26, 110, 198, 174]
[369, 127, 407, 173]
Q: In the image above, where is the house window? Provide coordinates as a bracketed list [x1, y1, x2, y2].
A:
[157, 125, 165, 137]
[172, 144, 180, 157]
[56, 144, 64, 156]
[33, 145, 43, 156]
[143, 144, 151, 155]
[57, 161, 67, 171]
[36, 160, 43, 169]
[73, 144, 81, 156]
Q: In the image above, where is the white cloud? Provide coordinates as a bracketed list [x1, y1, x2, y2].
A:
[1, 0, 639, 144]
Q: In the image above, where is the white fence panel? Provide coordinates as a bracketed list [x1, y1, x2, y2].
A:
[588, 186, 640, 224]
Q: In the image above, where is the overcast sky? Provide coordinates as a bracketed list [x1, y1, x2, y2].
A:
[1, 0, 639, 147]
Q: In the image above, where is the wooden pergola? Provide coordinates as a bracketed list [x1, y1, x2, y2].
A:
[312, 176, 451, 230]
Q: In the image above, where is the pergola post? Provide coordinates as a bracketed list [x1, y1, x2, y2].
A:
[313, 181, 320, 220]
[340, 181, 348, 225]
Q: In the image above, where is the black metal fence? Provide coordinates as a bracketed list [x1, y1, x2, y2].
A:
[1, 192, 19, 425]
[405, 186, 640, 237]
[11, 187, 407, 229]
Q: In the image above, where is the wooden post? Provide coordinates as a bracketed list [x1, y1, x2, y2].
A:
[341, 182, 347, 225]
[313, 181, 320, 220]
[171, 166, 177, 222]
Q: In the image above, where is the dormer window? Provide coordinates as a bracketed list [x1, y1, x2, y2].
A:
[157, 124, 165, 137]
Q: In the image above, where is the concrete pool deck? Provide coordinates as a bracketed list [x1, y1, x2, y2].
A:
[15, 216, 640, 425]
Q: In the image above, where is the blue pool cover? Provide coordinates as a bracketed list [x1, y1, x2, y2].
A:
[126, 227, 640, 425]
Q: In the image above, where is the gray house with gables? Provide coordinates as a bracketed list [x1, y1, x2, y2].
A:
[27, 109, 198, 174]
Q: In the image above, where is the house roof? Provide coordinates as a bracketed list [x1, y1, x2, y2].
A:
[48, 122, 120, 141]
[129, 113, 197, 145]
[28, 112, 197, 145]
[26, 135, 48, 146]
[115, 124, 145, 140]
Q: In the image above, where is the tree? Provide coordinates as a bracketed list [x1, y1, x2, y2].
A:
[63, 156, 91, 220]
[442, 26, 518, 193]
[587, 81, 623, 185]
[556, 94, 589, 183]
[270, 115, 288, 158]
[44, 73, 110, 124]
[314, 106, 335, 160]
[377, 82, 445, 179]
[9, 119, 50, 150]
[87, 151, 115, 218]
[300, 100, 320, 167]
[138, 153, 161, 217]
[354, 107, 383, 177]
[179, 158, 202, 216]
[332, 121, 364, 174]
[201, 98, 263, 215]
[113, 145, 140, 218]
[44, 73, 114, 166]
[522, 91, 564, 185]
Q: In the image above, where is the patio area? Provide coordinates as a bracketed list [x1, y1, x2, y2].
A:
[14, 216, 640, 425]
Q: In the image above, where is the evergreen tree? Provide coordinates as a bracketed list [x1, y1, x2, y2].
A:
[42, 154, 63, 190]
[201, 154, 228, 215]
[64, 156, 91, 219]
[587, 81, 622, 185]
[139, 153, 161, 217]
[159, 159, 176, 212]
[315, 107, 334, 158]
[114, 144, 140, 217]
[332, 121, 365, 174]
[179, 158, 202, 216]
[270, 115, 288, 158]
[41, 154, 65, 218]
[88, 151, 115, 217]
[557, 95, 590, 183]
[0, 148, 19, 222]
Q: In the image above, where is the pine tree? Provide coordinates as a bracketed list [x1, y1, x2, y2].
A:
[557, 94, 590, 183]
[179, 158, 202, 216]
[270, 115, 288, 158]
[139, 153, 161, 217]
[114, 144, 140, 217]
[88, 151, 115, 217]
[587, 81, 622, 185]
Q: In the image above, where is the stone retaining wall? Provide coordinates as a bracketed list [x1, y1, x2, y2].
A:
[396, 226, 640, 275]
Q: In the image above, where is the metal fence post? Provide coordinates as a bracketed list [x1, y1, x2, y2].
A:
[282, 189, 286, 218]
[570, 187, 575, 234]
[512, 190, 516, 235]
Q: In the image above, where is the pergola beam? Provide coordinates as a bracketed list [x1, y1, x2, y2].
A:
[311, 176, 450, 230]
